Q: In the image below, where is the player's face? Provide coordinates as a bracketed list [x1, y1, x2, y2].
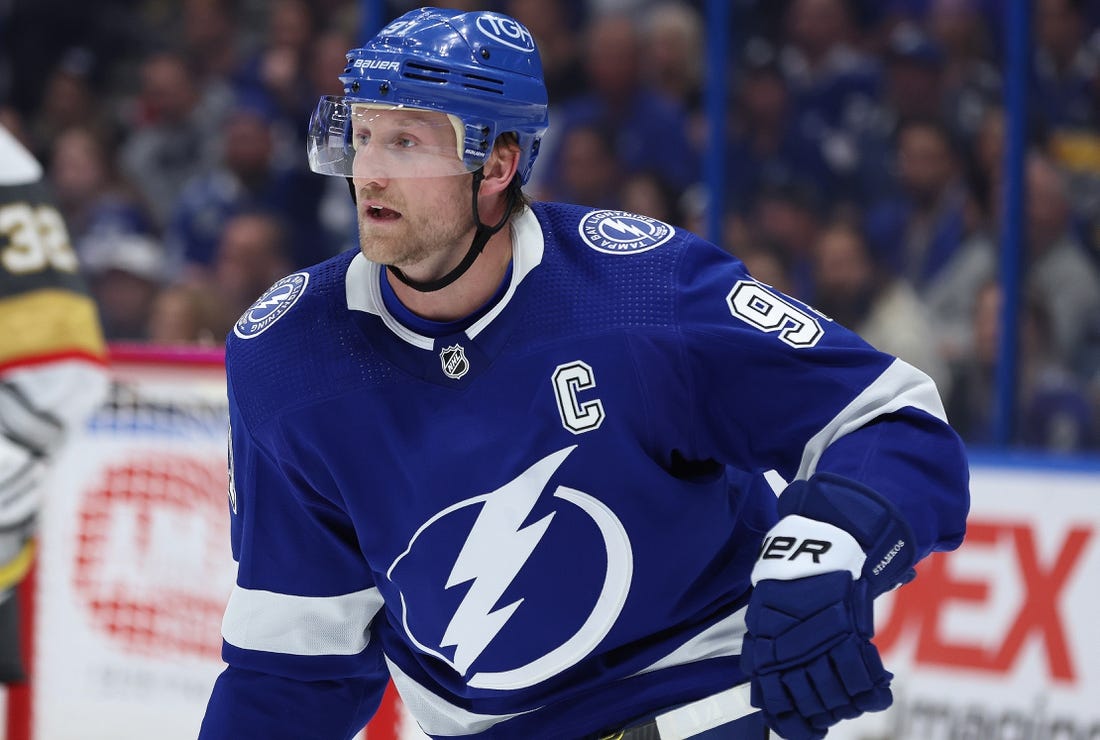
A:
[351, 109, 476, 270]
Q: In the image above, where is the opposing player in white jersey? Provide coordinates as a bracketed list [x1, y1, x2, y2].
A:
[200, 8, 969, 739]
[0, 123, 109, 681]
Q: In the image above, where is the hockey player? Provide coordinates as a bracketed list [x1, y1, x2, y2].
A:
[0, 123, 109, 681]
[200, 8, 969, 740]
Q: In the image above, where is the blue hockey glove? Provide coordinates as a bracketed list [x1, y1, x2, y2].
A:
[740, 473, 917, 740]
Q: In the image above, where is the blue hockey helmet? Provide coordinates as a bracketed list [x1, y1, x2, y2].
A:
[307, 8, 549, 184]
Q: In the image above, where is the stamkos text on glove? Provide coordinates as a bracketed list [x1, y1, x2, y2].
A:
[872, 540, 905, 575]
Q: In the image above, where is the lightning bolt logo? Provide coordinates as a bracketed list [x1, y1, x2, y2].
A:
[388, 445, 633, 690]
[601, 217, 652, 241]
[439, 449, 568, 673]
[250, 290, 290, 314]
[248, 285, 294, 316]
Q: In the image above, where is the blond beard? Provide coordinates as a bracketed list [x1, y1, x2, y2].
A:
[356, 180, 475, 271]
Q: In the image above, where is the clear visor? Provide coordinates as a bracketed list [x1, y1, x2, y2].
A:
[307, 96, 479, 179]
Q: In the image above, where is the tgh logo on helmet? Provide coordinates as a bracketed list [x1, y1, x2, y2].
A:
[475, 13, 536, 53]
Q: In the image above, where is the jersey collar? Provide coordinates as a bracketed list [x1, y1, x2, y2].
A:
[345, 205, 545, 350]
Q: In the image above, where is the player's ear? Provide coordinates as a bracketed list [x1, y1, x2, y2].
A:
[479, 135, 521, 196]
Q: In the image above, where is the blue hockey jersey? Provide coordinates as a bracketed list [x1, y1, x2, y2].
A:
[201, 202, 969, 739]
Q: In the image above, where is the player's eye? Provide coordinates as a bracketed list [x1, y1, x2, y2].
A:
[353, 130, 370, 150]
[393, 135, 416, 149]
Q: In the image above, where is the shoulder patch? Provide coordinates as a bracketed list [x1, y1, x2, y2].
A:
[233, 272, 310, 340]
[578, 210, 675, 255]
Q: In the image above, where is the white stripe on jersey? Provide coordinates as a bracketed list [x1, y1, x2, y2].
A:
[385, 657, 538, 735]
[221, 584, 384, 656]
[383, 604, 748, 735]
[630, 606, 747, 678]
[797, 358, 948, 481]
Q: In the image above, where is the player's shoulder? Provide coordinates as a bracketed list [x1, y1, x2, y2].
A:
[530, 201, 702, 260]
[528, 201, 738, 283]
[230, 250, 354, 344]
[512, 202, 743, 338]
[0, 145, 96, 300]
[528, 201, 742, 297]
[225, 250, 358, 411]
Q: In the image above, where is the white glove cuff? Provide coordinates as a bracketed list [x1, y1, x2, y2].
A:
[750, 515, 867, 585]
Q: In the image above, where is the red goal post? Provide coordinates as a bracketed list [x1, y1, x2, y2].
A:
[3, 345, 402, 740]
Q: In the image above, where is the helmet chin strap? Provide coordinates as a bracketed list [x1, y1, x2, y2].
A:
[381, 170, 514, 293]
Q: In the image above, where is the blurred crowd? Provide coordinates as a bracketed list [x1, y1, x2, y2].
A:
[2, 0, 1100, 452]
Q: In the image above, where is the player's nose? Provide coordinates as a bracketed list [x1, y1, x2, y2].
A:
[353, 171, 389, 194]
[351, 143, 393, 187]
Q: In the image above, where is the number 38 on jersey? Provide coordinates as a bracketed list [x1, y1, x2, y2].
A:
[0, 202, 79, 275]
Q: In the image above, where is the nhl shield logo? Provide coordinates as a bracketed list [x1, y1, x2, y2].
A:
[440, 344, 470, 379]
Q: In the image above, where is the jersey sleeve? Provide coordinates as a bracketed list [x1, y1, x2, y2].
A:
[201, 370, 390, 739]
[0, 147, 109, 469]
[668, 239, 969, 560]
